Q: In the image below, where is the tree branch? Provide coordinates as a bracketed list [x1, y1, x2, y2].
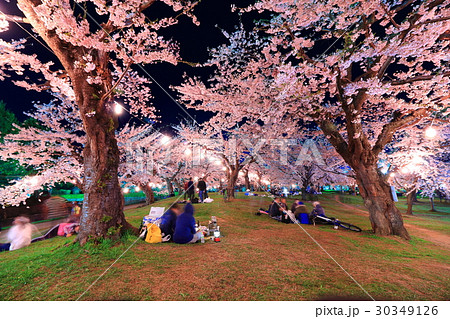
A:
[389, 71, 450, 86]
[372, 108, 430, 156]
[100, 62, 132, 103]
[318, 120, 350, 162]
[283, 23, 315, 64]
[312, 162, 356, 180]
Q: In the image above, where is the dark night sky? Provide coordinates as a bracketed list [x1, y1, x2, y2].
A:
[0, 0, 260, 131]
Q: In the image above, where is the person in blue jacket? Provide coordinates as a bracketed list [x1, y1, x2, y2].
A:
[173, 203, 202, 244]
[159, 203, 182, 240]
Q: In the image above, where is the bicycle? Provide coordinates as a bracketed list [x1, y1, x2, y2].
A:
[312, 215, 362, 232]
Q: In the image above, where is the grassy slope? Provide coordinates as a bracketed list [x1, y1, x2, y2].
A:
[0, 193, 448, 301]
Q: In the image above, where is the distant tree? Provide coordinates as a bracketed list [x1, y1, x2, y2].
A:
[0, 101, 30, 187]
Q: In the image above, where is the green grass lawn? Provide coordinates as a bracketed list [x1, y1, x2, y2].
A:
[0, 193, 448, 301]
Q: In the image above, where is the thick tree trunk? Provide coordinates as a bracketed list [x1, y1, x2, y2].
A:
[354, 164, 410, 240]
[77, 98, 135, 244]
[244, 171, 251, 190]
[165, 178, 174, 196]
[406, 189, 416, 215]
[301, 187, 307, 200]
[173, 178, 181, 194]
[227, 169, 239, 199]
[141, 183, 155, 205]
[430, 197, 437, 212]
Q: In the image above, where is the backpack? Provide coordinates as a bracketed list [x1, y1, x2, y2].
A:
[145, 224, 162, 243]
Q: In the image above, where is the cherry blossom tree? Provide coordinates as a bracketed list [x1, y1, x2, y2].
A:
[177, 1, 450, 239]
[119, 128, 191, 202]
[176, 119, 281, 199]
[117, 123, 160, 204]
[387, 126, 450, 214]
[0, 0, 198, 242]
[0, 95, 84, 207]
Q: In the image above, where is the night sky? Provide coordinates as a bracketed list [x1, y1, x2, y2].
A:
[0, 0, 260, 131]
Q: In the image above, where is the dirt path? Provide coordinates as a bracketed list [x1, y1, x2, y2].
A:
[332, 195, 450, 250]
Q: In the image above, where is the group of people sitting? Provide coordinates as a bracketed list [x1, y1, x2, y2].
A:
[0, 214, 80, 253]
[157, 202, 203, 244]
[264, 197, 327, 224]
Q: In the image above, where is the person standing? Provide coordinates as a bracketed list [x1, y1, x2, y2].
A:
[197, 178, 207, 203]
[71, 202, 81, 221]
[183, 179, 189, 200]
[187, 177, 195, 202]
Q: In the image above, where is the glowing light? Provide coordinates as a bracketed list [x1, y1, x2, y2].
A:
[292, 184, 296, 188]
[390, 173, 396, 177]
[401, 167, 409, 174]
[222, 167, 227, 171]
[184, 148, 192, 155]
[123, 187, 129, 194]
[214, 160, 222, 165]
[29, 176, 39, 186]
[160, 135, 171, 145]
[425, 127, 437, 139]
[135, 186, 141, 192]
[239, 171, 244, 176]
[114, 102, 123, 115]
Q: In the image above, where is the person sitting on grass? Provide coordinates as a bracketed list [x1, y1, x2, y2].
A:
[173, 203, 203, 244]
[159, 203, 182, 240]
[290, 199, 300, 213]
[279, 198, 291, 223]
[0, 216, 39, 252]
[293, 201, 308, 220]
[309, 201, 329, 224]
[57, 216, 80, 237]
[268, 197, 282, 219]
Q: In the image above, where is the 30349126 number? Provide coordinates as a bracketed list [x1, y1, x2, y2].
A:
[375, 306, 438, 316]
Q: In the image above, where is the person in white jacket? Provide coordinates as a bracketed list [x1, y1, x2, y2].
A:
[7, 216, 38, 251]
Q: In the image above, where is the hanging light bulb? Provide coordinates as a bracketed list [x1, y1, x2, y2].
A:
[184, 148, 192, 155]
[425, 127, 437, 139]
[135, 186, 141, 192]
[114, 102, 123, 115]
[123, 187, 129, 194]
